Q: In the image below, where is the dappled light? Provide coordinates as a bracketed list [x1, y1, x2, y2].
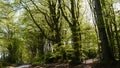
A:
[0, 0, 120, 68]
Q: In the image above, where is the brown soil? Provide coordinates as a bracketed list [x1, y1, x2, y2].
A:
[30, 59, 120, 68]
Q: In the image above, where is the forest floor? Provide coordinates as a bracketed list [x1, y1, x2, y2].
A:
[6, 59, 120, 68]
[30, 59, 120, 68]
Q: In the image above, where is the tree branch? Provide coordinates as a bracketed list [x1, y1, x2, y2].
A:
[58, 0, 72, 26]
[20, 1, 54, 41]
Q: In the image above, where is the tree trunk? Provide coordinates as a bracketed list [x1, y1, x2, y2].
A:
[94, 0, 115, 62]
[70, 23, 82, 65]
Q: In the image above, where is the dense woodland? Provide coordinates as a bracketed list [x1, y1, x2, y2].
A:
[0, 0, 120, 68]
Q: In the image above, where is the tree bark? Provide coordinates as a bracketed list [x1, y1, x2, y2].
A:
[94, 0, 115, 62]
[58, 0, 82, 64]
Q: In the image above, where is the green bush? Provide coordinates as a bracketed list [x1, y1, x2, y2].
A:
[31, 54, 45, 66]
[83, 48, 97, 59]
[46, 44, 74, 63]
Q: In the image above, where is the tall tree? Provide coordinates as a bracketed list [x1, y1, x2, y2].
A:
[58, 0, 83, 64]
[20, 0, 62, 46]
[92, 0, 115, 62]
[20, 0, 65, 63]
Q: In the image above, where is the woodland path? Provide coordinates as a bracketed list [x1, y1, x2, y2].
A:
[7, 58, 98, 68]
[73, 58, 98, 68]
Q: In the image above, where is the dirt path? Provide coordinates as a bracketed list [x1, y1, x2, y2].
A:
[73, 58, 98, 68]
[6, 64, 31, 68]
[83, 58, 98, 64]
[6, 59, 98, 68]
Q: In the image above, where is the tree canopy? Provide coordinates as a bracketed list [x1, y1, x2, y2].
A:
[0, 0, 120, 68]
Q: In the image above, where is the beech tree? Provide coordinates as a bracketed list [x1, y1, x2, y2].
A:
[58, 0, 83, 64]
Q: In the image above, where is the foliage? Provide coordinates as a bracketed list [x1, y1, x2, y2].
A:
[0, 0, 120, 66]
